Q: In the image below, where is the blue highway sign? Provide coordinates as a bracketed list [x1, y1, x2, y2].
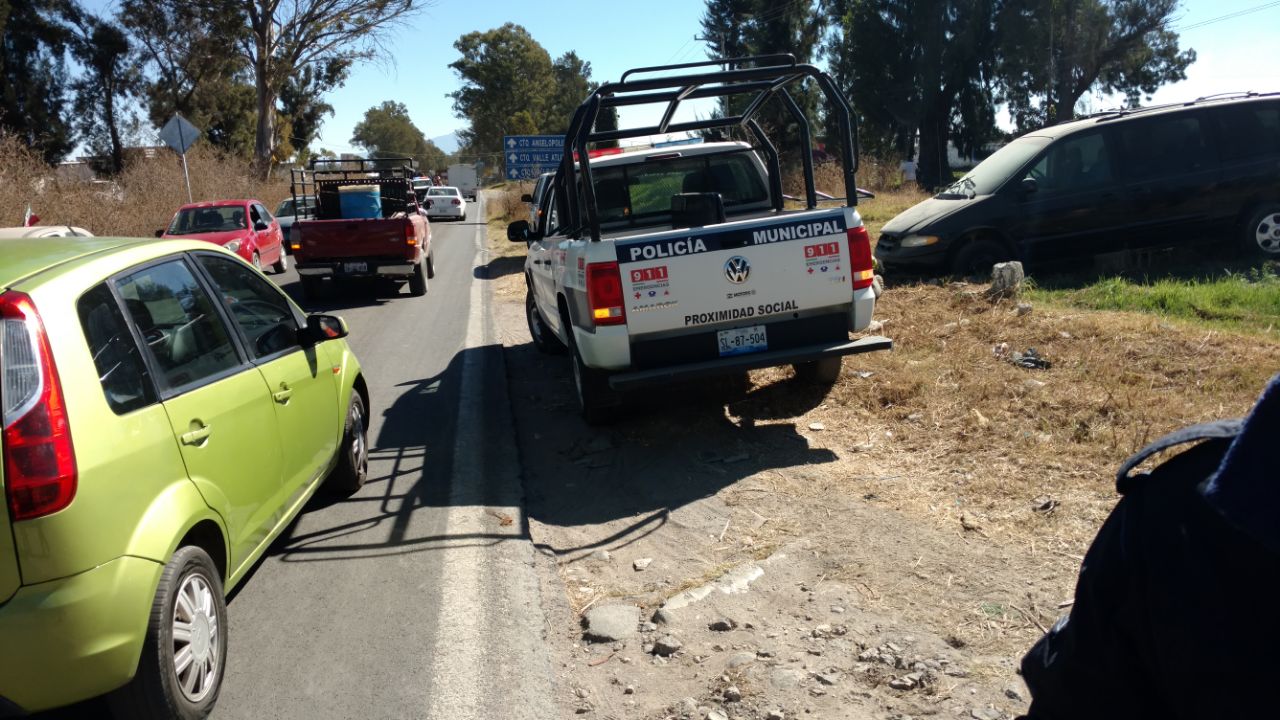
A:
[504, 135, 563, 179]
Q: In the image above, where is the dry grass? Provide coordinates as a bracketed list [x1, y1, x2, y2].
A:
[733, 282, 1278, 556]
[0, 132, 289, 238]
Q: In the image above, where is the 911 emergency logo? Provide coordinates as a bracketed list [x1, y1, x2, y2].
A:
[804, 241, 841, 275]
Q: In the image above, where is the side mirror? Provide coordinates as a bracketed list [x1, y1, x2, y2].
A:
[300, 313, 348, 345]
[254, 221, 269, 231]
[521, 193, 533, 203]
[507, 219, 536, 243]
[1020, 177, 1038, 196]
[154, 229, 164, 238]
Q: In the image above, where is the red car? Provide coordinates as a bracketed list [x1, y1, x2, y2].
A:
[158, 199, 288, 273]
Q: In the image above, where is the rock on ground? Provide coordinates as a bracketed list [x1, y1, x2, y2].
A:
[582, 604, 639, 642]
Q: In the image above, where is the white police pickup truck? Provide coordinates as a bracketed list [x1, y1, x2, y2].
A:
[507, 56, 891, 421]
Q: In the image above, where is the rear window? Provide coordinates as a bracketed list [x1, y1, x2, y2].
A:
[1214, 102, 1280, 161]
[592, 151, 769, 225]
[427, 188, 458, 197]
[77, 284, 157, 414]
[168, 206, 247, 235]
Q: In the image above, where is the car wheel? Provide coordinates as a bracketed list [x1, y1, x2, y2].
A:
[950, 238, 1008, 279]
[794, 357, 843, 385]
[526, 288, 566, 355]
[409, 262, 428, 296]
[1243, 205, 1280, 257]
[426, 250, 436, 279]
[109, 546, 227, 720]
[251, 252, 262, 272]
[271, 250, 288, 274]
[328, 391, 369, 495]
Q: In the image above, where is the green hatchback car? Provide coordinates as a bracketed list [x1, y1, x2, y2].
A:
[0, 237, 369, 718]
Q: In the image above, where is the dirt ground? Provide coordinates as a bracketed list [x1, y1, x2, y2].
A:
[485, 210, 1278, 720]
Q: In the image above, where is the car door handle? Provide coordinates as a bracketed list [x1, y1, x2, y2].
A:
[273, 385, 293, 404]
[180, 424, 212, 446]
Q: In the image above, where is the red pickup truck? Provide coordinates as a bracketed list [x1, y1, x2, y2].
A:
[289, 157, 435, 299]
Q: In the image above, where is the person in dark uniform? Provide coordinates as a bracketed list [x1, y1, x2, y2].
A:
[1018, 373, 1279, 719]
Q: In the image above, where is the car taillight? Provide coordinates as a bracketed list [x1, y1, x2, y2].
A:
[586, 261, 626, 326]
[847, 225, 875, 290]
[1, 291, 76, 521]
[405, 223, 417, 247]
[452, 199, 461, 206]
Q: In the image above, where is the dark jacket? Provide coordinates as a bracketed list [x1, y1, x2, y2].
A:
[1020, 375, 1280, 720]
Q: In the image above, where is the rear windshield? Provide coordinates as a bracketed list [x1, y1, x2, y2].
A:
[427, 188, 458, 196]
[938, 136, 1050, 198]
[167, 206, 247, 234]
[592, 151, 769, 226]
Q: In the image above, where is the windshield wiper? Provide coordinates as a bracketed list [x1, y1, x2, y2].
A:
[940, 177, 977, 199]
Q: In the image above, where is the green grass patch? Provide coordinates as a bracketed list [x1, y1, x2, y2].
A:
[1029, 265, 1280, 335]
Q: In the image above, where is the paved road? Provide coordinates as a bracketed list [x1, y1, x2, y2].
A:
[38, 199, 562, 719]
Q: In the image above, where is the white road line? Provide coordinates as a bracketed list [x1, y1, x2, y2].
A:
[424, 198, 559, 719]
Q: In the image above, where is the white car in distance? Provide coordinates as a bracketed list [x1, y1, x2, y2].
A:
[424, 186, 467, 221]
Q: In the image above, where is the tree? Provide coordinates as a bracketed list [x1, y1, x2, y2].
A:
[278, 59, 348, 163]
[121, 0, 256, 155]
[0, 0, 75, 163]
[350, 100, 445, 172]
[995, 0, 1194, 129]
[449, 23, 554, 155]
[700, 0, 825, 145]
[66, 10, 144, 173]
[236, 0, 423, 175]
[826, 0, 998, 189]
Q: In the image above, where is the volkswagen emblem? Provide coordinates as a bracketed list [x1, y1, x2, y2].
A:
[724, 256, 751, 284]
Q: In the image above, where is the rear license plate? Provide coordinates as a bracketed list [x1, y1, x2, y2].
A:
[342, 261, 368, 273]
[717, 325, 768, 357]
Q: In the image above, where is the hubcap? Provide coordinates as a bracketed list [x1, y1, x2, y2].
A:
[1257, 213, 1280, 253]
[351, 405, 367, 472]
[172, 573, 219, 703]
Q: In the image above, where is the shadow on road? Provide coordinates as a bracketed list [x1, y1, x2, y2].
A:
[474, 254, 524, 280]
[276, 276, 406, 312]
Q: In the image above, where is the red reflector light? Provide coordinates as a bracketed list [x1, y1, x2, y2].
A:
[847, 225, 875, 290]
[2, 291, 77, 521]
[586, 261, 626, 326]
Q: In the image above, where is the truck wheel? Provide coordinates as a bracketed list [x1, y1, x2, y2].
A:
[300, 275, 324, 300]
[327, 391, 369, 495]
[794, 357, 842, 385]
[108, 546, 227, 720]
[1243, 205, 1280, 257]
[571, 346, 619, 424]
[427, 250, 436, 279]
[526, 289, 566, 355]
[271, 251, 288, 275]
[409, 263, 428, 296]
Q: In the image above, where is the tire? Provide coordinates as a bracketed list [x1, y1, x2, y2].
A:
[1243, 205, 1280, 257]
[108, 546, 227, 720]
[794, 356, 842, 385]
[328, 391, 369, 495]
[526, 288, 566, 355]
[271, 250, 288, 274]
[300, 275, 324, 301]
[950, 238, 1009, 279]
[426, 250, 436, 279]
[251, 252, 262, 272]
[571, 345, 619, 424]
[408, 262, 428, 296]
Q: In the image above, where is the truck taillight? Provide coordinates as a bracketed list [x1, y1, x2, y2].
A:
[847, 225, 875, 290]
[405, 223, 418, 247]
[1, 291, 76, 521]
[586, 261, 626, 326]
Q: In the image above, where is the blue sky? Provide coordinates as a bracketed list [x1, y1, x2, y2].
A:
[91, 0, 1280, 154]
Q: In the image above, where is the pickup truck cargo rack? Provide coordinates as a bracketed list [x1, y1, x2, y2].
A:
[559, 54, 860, 242]
[291, 156, 419, 221]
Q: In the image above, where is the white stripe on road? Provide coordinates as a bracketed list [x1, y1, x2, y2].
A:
[424, 199, 560, 719]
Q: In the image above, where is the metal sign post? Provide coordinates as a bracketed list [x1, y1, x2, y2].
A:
[503, 135, 564, 180]
[159, 114, 201, 203]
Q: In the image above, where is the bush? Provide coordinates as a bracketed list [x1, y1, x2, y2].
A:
[0, 132, 290, 238]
